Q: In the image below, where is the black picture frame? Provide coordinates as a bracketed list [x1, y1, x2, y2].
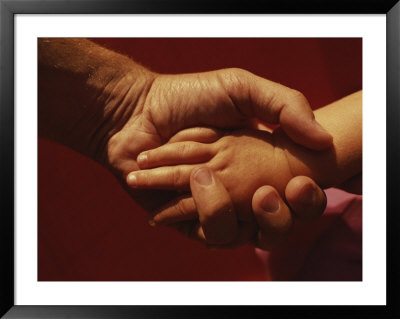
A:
[1, 0, 399, 318]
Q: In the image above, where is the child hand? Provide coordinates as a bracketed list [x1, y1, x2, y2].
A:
[127, 128, 295, 226]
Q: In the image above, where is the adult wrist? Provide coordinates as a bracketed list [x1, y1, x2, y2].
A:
[91, 67, 157, 166]
[38, 38, 156, 165]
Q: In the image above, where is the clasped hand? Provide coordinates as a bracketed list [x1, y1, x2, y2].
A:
[106, 69, 331, 249]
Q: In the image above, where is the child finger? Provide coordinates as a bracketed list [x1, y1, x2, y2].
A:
[137, 142, 214, 169]
[285, 176, 327, 221]
[149, 195, 198, 226]
[126, 165, 197, 190]
[168, 127, 226, 144]
[252, 185, 293, 251]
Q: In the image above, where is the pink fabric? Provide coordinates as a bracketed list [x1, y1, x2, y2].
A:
[256, 188, 362, 281]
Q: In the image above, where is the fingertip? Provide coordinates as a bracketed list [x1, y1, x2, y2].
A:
[285, 176, 327, 221]
[312, 121, 334, 148]
[279, 102, 333, 150]
[126, 172, 137, 187]
[252, 186, 292, 250]
[286, 176, 317, 202]
[282, 120, 333, 151]
[252, 186, 280, 215]
[137, 153, 148, 168]
[191, 166, 214, 186]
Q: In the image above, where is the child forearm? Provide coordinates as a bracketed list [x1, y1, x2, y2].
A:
[278, 91, 362, 189]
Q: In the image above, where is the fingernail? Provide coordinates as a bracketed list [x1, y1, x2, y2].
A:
[261, 191, 280, 213]
[127, 173, 137, 186]
[193, 167, 213, 186]
[299, 183, 317, 204]
[137, 153, 147, 167]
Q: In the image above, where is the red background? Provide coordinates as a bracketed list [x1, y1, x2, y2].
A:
[38, 38, 362, 281]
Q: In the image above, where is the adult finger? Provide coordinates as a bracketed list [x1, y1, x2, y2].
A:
[285, 176, 327, 221]
[252, 186, 293, 251]
[221, 68, 333, 150]
[190, 166, 238, 245]
[149, 195, 198, 226]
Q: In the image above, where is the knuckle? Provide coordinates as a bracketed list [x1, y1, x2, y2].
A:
[229, 69, 248, 89]
[219, 68, 249, 91]
[178, 143, 190, 156]
[143, 151, 152, 165]
[289, 89, 308, 105]
[172, 169, 182, 186]
[176, 199, 188, 217]
[226, 67, 249, 78]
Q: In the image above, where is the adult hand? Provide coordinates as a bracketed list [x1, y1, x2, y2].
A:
[108, 69, 333, 211]
[169, 167, 327, 249]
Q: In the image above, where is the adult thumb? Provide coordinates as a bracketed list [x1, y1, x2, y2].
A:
[252, 186, 293, 251]
[225, 69, 333, 150]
